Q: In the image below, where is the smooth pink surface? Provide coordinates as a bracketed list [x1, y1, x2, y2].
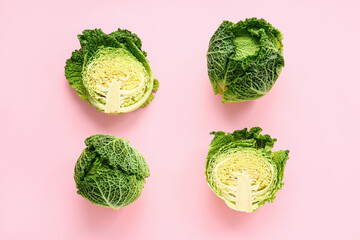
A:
[1, 0, 360, 239]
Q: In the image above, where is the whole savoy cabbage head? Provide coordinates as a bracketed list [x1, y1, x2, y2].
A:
[207, 18, 284, 103]
[74, 134, 150, 209]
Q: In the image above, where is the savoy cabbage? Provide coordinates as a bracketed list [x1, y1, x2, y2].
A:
[207, 18, 284, 103]
[205, 127, 289, 212]
[74, 134, 150, 209]
[65, 29, 159, 114]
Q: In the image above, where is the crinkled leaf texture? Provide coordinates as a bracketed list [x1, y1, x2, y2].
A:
[207, 18, 284, 103]
[65, 28, 158, 114]
[205, 127, 289, 212]
[74, 134, 150, 210]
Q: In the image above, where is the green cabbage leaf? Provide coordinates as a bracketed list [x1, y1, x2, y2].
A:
[207, 18, 284, 103]
[65, 29, 159, 114]
[74, 134, 150, 209]
[205, 127, 289, 212]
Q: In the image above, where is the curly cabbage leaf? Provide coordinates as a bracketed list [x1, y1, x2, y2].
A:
[74, 134, 150, 209]
[65, 29, 158, 114]
[205, 127, 289, 212]
[207, 18, 284, 103]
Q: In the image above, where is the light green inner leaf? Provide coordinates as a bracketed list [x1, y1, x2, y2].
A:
[233, 33, 260, 60]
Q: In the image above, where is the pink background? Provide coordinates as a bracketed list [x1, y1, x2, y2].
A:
[1, 0, 360, 239]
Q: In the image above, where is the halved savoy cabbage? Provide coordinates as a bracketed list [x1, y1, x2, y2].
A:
[65, 29, 159, 114]
[205, 127, 289, 212]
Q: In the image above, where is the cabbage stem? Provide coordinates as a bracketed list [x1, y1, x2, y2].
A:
[105, 80, 121, 114]
[236, 174, 252, 213]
